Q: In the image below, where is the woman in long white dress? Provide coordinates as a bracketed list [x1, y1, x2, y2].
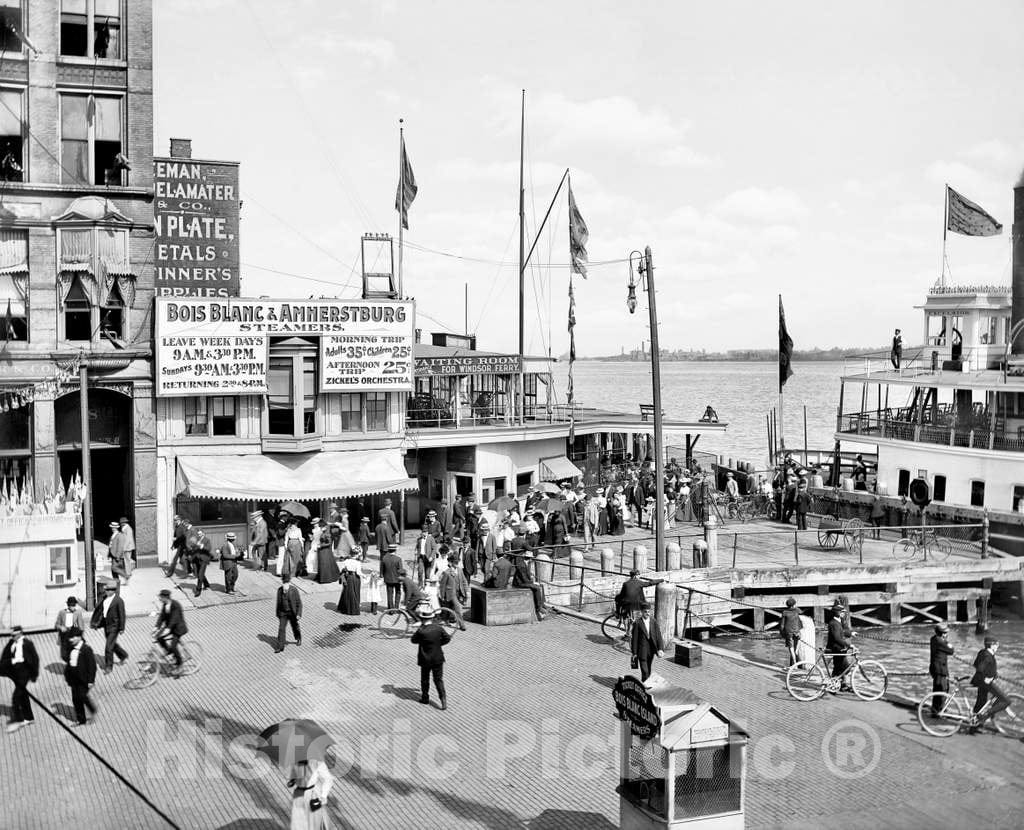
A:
[290, 759, 334, 830]
[421, 551, 443, 611]
[796, 615, 816, 664]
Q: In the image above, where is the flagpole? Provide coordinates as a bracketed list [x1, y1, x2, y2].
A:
[941, 184, 948, 288]
[778, 294, 785, 457]
[518, 90, 526, 426]
[397, 119, 405, 298]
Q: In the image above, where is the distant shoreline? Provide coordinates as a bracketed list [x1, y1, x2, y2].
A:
[574, 350, 874, 363]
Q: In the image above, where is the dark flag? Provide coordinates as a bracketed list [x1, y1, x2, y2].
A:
[779, 295, 794, 392]
[946, 186, 1002, 237]
[2, 299, 14, 341]
[394, 136, 417, 230]
[568, 181, 588, 278]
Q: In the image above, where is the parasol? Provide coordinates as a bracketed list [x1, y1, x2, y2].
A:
[278, 501, 311, 519]
[487, 494, 519, 512]
[537, 482, 562, 496]
[534, 497, 564, 514]
[257, 719, 334, 766]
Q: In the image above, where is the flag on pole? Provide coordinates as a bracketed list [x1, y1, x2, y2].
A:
[568, 180, 588, 278]
[779, 295, 794, 393]
[394, 136, 418, 230]
[567, 276, 577, 444]
[2, 298, 14, 340]
[947, 186, 1002, 237]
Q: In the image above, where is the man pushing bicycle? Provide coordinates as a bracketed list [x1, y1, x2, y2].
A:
[969, 636, 1016, 734]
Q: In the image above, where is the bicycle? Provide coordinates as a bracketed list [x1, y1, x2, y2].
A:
[602, 607, 638, 643]
[785, 647, 888, 701]
[130, 633, 203, 688]
[917, 675, 1024, 737]
[377, 600, 459, 639]
[892, 528, 952, 562]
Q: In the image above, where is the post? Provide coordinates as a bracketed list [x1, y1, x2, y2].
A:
[981, 509, 989, 559]
[517, 90, 526, 427]
[79, 360, 96, 610]
[793, 529, 799, 565]
[645, 246, 667, 571]
[803, 405, 809, 467]
[399, 489, 405, 546]
[732, 533, 738, 567]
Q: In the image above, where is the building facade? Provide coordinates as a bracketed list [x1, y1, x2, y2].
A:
[0, 0, 157, 555]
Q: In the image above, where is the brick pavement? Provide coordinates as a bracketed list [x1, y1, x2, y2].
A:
[1, 586, 1023, 829]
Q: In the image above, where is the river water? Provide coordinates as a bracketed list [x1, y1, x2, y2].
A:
[555, 360, 869, 465]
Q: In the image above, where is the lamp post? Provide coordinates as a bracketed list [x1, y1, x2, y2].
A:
[628, 247, 666, 571]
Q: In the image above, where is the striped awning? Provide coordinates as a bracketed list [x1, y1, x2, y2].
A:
[539, 455, 582, 481]
[176, 450, 417, 501]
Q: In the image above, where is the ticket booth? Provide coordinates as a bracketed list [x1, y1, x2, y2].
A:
[613, 676, 748, 829]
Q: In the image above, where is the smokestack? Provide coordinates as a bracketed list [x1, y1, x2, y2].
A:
[1013, 176, 1024, 354]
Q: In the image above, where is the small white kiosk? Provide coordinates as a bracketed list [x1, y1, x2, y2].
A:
[613, 675, 748, 829]
[0, 513, 79, 629]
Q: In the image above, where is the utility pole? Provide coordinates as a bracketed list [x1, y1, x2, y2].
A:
[79, 359, 96, 609]
[645, 247, 666, 572]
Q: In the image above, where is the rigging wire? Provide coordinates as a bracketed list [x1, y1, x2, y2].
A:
[471, 216, 519, 333]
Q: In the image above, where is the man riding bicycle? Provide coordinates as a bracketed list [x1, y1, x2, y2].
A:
[399, 570, 429, 619]
[155, 589, 188, 672]
[615, 570, 646, 620]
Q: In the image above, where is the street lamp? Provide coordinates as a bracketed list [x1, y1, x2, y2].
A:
[627, 247, 666, 571]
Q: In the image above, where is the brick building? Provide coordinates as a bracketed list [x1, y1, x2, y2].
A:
[0, 1, 157, 556]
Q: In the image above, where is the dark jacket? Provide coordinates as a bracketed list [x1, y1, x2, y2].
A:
[172, 523, 188, 552]
[411, 622, 451, 667]
[219, 542, 241, 569]
[379, 507, 400, 537]
[616, 578, 646, 613]
[64, 643, 97, 687]
[929, 634, 955, 678]
[380, 552, 404, 584]
[780, 607, 802, 636]
[157, 600, 189, 637]
[511, 556, 535, 588]
[276, 584, 303, 618]
[826, 615, 849, 654]
[971, 648, 998, 688]
[375, 521, 395, 552]
[630, 616, 665, 661]
[795, 490, 811, 514]
[91, 594, 126, 633]
[438, 567, 468, 604]
[0, 637, 39, 681]
[489, 555, 514, 589]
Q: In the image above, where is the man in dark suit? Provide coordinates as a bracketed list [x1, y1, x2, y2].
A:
[512, 552, 547, 621]
[411, 607, 451, 710]
[413, 528, 438, 588]
[486, 550, 514, 589]
[438, 499, 452, 540]
[928, 622, 955, 715]
[219, 532, 241, 594]
[615, 570, 646, 619]
[375, 517, 395, 555]
[424, 510, 442, 543]
[192, 528, 213, 597]
[63, 627, 97, 726]
[401, 570, 427, 616]
[794, 482, 811, 530]
[90, 582, 127, 673]
[1, 625, 40, 732]
[380, 544, 404, 610]
[379, 499, 400, 537]
[438, 554, 469, 631]
[826, 603, 852, 691]
[629, 602, 665, 682]
[274, 574, 302, 653]
[452, 496, 468, 541]
[970, 636, 1015, 733]
[155, 589, 189, 670]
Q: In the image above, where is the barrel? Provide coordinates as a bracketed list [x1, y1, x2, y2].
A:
[569, 549, 584, 580]
[666, 541, 682, 571]
[600, 547, 614, 575]
[534, 551, 553, 583]
[632, 544, 649, 574]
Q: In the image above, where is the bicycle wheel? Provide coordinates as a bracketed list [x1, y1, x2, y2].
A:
[930, 537, 952, 562]
[133, 652, 160, 688]
[851, 659, 888, 701]
[763, 502, 778, 521]
[993, 693, 1024, 739]
[917, 692, 965, 737]
[786, 661, 827, 701]
[436, 607, 459, 634]
[602, 612, 626, 641]
[378, 609, 409, 638]
[892, 539, 917, 560]
[179, 640, 203, 676]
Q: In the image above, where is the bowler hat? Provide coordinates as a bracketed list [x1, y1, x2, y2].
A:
[108, 521, 120, 529]
[119, 516, 129, 524]
[158, 589, 172, 598]
[985, 636, 998, 646]
[67, 596, 78, 606]
[225, 532, 236, 540]
[935, 623, 949, 633]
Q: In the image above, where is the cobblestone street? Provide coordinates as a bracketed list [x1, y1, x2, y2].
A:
[2, 575, 1024, 829]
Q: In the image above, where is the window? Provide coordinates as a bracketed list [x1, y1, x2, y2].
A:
[211, 397, 236, 436]
[524, 373, 538, 416]
[184, 395, 235, 437]
[58, 226, 132, 342]
[516, 471, 533, 496]
[970, 479, 985, 507]
[0, 87, 24, 182]
[933, 474, 947, 502]
[365, 392, 387, 432]
[1013, 486, 1024, 513]
[0, 2, 24, 54]
[340, 393, 361, 432]
[60, 92, 124, 185]
[0, 405, 30, 489]
[897, 469, 910, 497]
[184, 397, 208, 435]
[61, 0, 121, 59]
[266, 339, 318, 437]
[0, 229, 27, 340]
[49, 545, 73, 584]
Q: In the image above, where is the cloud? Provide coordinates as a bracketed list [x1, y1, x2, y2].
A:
[711, 187, 807, 225]
[341, 37, 396, 64]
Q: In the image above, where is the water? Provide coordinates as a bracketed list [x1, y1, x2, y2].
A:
[555, 360, 866, 465]
[717, 619, 1024, 701]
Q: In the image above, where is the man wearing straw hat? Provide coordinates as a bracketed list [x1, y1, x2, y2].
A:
[219, 532, 241, 594]
[411, 606, 451, 710]
[107, 520, 127, 584]
[249, 509, 269, 571]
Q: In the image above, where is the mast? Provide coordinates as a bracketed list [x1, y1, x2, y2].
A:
[397, 118, 405, 298]
[940, 183, 948, 288]
[518, 90, 526, 425]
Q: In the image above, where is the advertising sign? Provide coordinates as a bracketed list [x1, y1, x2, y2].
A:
[414, 354, 521, 376]
[155, 298, 414, 397]
[154, 158, 240, 298]
[612, 676, 662, 739]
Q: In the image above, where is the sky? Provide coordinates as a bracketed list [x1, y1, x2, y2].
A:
[154, 0, 1024, 357]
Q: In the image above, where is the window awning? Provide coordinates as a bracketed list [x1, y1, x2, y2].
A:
[176, 450, 417, 501]
[539, 455, 582, 481]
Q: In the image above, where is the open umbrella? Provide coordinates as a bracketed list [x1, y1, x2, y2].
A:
[488, 494, 518, 512]
[535, 497, 564, 514]
[537, 482, 562, 496]
[278, 501, 311, 519]
[257, 719, 334, 766]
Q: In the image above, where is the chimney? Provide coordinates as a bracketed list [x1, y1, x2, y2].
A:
[1014, 178, 1024, 354]
[169, 138, 192, 159]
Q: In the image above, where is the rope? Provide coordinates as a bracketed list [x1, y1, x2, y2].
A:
[26, 689, 181, 828]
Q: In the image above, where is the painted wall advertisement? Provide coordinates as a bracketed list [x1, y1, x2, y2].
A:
[155, 299, 415, 397]
[153, 158, 241, 297]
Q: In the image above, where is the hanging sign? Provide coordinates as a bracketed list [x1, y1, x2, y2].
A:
[612, 676, 661, 739]
[154, 298, 415, 397]
[414, 354, 521, 375]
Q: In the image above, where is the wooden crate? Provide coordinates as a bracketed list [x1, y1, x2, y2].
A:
[470, 585, 537, 626]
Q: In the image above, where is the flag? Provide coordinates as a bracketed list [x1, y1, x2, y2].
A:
[568, 181, 588, 278]
[2, 298, 14, 340]
[394, 135, 418, 231]
[947, 186, 1002, 237]
[779, 295, 794, 393]
[567, 276, 577, 444]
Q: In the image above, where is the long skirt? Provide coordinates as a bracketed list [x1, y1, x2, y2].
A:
[597, 510, 608, 536]
[316, 547, 340, 583]
[337, 571, 361, 614]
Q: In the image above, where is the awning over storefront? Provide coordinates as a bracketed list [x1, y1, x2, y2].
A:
[539, 455, 582, 481]
[176, 450, 417, 501]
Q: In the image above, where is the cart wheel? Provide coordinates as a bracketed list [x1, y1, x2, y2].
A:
[843, 519, 865, 553]
[817, 528, 839, 549]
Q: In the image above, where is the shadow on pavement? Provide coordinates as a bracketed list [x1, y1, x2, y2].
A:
[528, 809, 617, 829]
[256, 634, 281, 650]
[45, 661, 65, 676]
[589, 675, 617, 689]
[380, 683, 421, 702]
